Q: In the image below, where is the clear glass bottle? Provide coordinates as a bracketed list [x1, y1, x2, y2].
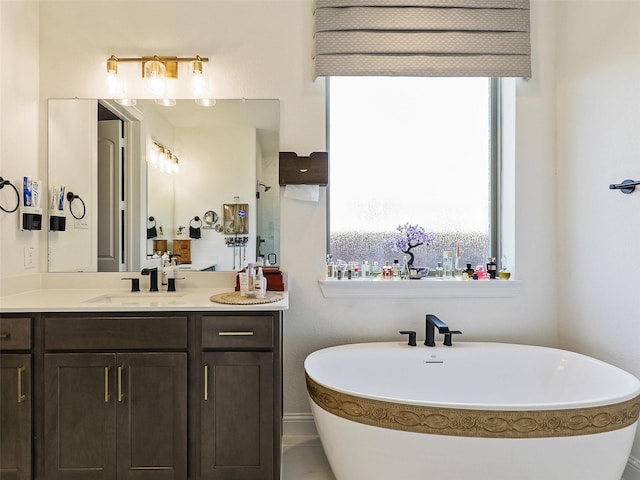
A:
[435, 262, 444, 279]
[498, 255, 511, 279]
[453, 246, 463, 278]
[442, 250, 454, 278]
[371, 261, 382, 280]
[361, 260, 370, 279]
[326, 254, 335, 279]
[392, 259, 401, 280]
[401, 255, 410, 281]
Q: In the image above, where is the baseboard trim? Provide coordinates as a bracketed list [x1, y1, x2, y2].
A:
[624, 456, 640, 480]
[283, 413, 318, 437]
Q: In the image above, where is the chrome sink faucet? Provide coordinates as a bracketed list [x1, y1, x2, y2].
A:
[425, 314, 462, 347]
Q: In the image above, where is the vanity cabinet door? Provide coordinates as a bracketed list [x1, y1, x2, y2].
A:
[0, 354, 31, 480]
[116, 353, 187, 480]
[44, 353, 117, 480]
[200, 351, 274, 480]
[44, 352, 187, 480]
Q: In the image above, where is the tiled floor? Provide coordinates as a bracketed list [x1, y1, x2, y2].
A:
[282, 436, 336, 480]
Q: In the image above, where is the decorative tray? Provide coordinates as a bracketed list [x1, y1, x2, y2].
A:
[209, 291, 284, 305]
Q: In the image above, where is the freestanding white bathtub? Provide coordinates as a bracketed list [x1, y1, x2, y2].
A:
[305, 342, 640, 480]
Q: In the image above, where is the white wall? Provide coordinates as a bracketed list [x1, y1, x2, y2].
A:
[4, 0, 562, 426]
[555, 0, 640, 462]
[47, 99, 97, 272]
[0, 0, 40, 282]
[174, 127, 257, 270]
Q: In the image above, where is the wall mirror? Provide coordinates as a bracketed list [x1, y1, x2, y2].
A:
[48, 98, 280, 273]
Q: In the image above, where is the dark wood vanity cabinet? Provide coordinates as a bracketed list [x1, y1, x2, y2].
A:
[41, 316, 188, 480]
[0, 316, 32, 480]
[0, 310, 283, 480]
[199, 314, 281, 480]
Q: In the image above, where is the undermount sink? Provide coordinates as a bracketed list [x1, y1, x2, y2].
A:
[83, 292, 187, 305]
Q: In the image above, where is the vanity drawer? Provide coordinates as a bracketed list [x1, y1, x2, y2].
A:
[44, 316, 188, 350]
[202, 316, 273, 349]
[0, 317, 31, 350]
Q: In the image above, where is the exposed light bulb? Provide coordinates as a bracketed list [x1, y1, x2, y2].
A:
[115, 98, 137, 106]
[195, 98, 216, 107]
[144, 58, 167, 97]
[155, 98, 176, 107]
[107, 71, 124, 96]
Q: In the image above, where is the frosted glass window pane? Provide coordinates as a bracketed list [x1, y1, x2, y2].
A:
[329, 77, 492, 270]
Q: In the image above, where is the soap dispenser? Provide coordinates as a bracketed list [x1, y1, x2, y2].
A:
[161, 252, 170, 290]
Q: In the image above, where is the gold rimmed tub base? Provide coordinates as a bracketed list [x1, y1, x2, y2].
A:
[306, 373, 640, 439]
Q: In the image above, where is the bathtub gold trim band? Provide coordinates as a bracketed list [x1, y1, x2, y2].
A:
[306, 373, 640, 439]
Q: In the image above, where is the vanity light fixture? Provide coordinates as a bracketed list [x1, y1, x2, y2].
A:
[150, 142, 180, 175]
[106, 54, 212, 106]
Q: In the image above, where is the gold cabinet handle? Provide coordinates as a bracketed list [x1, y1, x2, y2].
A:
[117, 366, 124, 402]
[204, 365, 209, 401]
[104, 367, 110, 403]
[17, 367, 26, 403]
[218, 331, 254, 336]
[0, 332, 10, 339]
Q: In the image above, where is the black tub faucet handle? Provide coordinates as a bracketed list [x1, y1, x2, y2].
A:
[399, 330, 417, 346]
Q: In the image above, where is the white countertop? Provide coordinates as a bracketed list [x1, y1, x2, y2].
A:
[0, 288, 288, 313]
[0, 272, 288, 313]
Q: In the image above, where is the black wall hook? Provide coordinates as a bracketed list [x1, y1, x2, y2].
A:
[609, 179, 640, 194]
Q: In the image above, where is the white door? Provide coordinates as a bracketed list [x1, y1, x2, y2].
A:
[97, 120, 124, 272]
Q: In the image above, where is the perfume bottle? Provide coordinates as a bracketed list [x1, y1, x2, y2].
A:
[442, 250, 454, 278]
[499, 255, 511, 280]
[382, 261, 393, 279]
[463, 263, 475, 279]
[372, 261, 382, 280]
[400, 255, 410, 281]
[361, 260, 370, 278]
[487, 257, 497, 279]
[454, 246, 463, 278]
[435, 262, 444, 279]
[392, 259, 401, 280]
[326, 254, 335, 279]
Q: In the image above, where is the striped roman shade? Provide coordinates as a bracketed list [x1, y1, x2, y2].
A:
[313, 0, 531, 78]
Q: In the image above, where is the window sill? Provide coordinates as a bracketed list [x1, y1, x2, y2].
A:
[318, 278, 522, 299]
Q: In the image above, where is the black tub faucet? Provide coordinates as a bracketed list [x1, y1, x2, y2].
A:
[141, 267, 159, 292]
[425, 314, 449, 347]
[425, 314, 462, 346]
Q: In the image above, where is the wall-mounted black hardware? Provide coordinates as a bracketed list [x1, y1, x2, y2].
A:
[609, 179, 640, 194]
[189, 216, 202, 239]
[49, 213, 66, 232]
[0, 177, 20, 213]
[121, 277, 140, 292]
[443, 330, 463, 347]
[279, 152, 328, 186]
[20, 207, 43, 231]
[399, 330, 417, 346]
[147, 216, 158, 239]
[66, 192, 86, 219]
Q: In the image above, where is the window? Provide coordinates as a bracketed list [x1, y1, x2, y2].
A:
[328, 77, 499, 274]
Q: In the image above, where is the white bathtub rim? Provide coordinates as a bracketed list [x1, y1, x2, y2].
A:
[304, 341, 640, 411]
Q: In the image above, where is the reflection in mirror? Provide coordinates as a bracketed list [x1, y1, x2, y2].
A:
[48, 99, 280, 272]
